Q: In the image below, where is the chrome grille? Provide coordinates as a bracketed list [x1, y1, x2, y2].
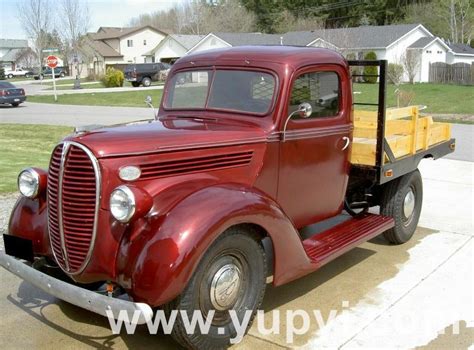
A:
[47, 142, 100, 274]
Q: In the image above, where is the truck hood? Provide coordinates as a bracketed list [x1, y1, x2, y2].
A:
[67, 118, 269, 158]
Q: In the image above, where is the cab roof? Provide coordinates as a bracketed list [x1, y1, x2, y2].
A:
[175, 45, 348, 70]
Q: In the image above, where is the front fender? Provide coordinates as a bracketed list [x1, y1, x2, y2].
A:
[119, 184, 311, 306]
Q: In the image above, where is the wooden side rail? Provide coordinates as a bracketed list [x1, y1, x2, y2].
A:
[351, 106, 451, 166]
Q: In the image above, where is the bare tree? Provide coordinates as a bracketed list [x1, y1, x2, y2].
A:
[15, 47, 38, 68]
[17, 0, 53, 67]
[402, 50, 421, 84]
[57, 0, 90, 86]
[129, 0, 256, 34]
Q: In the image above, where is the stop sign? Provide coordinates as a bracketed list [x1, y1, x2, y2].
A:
[46, 55, 58, 68]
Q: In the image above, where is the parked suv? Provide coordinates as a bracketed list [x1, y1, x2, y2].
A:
[34, 66, 67, 80]
[124, 62, 170, 87]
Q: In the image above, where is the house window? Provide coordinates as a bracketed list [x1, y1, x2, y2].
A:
[127, 40, 133, 47]
[143, 40, 146, 46]
[426, 50, 431, 54]
[289, 71, 340, 119]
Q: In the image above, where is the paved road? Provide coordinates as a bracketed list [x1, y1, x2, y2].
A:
[0, 102, 154, 126]
[0, 158, 471, 349]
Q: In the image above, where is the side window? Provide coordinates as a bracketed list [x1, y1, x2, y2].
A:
[289, 71, 340, 118]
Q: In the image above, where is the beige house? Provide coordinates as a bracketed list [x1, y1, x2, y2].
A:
[80, 26, 168, 77]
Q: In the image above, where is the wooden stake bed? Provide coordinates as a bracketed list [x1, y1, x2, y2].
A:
[350, 106, 452, 166]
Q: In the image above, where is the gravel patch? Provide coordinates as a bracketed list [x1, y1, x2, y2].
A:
[0, 193, 19, 249]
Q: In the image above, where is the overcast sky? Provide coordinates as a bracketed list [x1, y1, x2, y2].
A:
[0, 0, 185, 40]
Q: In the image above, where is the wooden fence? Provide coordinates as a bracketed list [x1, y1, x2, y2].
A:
[429, 62, 473, 85]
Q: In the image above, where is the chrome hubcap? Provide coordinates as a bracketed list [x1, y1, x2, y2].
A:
[403, 189, 415, 220]
[210, 263, 241, 311]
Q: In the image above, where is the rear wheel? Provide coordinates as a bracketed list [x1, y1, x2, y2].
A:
[142, 77, 152, 87]
[380, 169, 423, 244]
[7, 74, 13, 79]
[166, 227, 266, 349]
[60, 72, 65, 78]
[11, 103, 19, 107]
[131, 82, 140, 87]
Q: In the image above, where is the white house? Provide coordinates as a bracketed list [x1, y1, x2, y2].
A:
[143, 34, 205, 63]
[81, 26, 168, 77]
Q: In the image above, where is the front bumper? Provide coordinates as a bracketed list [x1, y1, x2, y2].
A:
[0, 250, 153, 324]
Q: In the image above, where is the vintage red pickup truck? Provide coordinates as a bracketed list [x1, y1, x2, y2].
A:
[1, 46, 454, 348]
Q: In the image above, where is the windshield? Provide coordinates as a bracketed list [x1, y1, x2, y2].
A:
[164, 69, 276, 115]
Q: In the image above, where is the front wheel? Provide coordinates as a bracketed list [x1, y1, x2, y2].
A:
[11, 103, 19, 107]
[142, 77, 151, 87]
[380, 169, 423, 244]
[166, 227, 267, 349]
[59, 72, 65, 78]
[7, 74, 13, 79]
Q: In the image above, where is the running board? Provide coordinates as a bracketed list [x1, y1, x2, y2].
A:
[302, 213, 394, 267]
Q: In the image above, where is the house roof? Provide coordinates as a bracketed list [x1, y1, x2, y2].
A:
[144, 34, 205, 56]
[92, 25, 168, 40]
[448, 43, 474, 55]
[83, 34, 122, 58]
[213, 32, 282, 46]
[170, 34, 206, 50]
[0, 48, 23, 62]
[407, 37, 436, 49]
[0, 39, 29, 49]
[283, 23, 424, 49]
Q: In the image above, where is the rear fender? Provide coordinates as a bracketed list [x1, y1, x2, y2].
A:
[121, 183, 311, 306]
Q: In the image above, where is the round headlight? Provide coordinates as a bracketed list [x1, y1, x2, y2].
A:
[110, 186, 136, 223]
[18, 168, 40, 198]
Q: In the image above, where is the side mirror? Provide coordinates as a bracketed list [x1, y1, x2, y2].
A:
[144, 95, 156, 119]
[282, 103, 313, 142]
[297, 102, 312, 118]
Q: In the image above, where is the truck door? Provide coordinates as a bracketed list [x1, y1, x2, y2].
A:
[277, 65, 352, 228]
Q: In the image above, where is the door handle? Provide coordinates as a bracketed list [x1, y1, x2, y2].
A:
[341, 136, 350, 151]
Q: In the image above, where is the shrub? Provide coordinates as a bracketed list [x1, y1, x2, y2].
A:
[0, 66, 5, 80]
[102, 67, 124, 87]
[387, 63, 404, 85]
[363, 51, 378, 83]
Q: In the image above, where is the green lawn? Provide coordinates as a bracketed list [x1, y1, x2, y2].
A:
[28, 89, 164, 107]
[353, 83, 474, 114]
[0, 124, 72, 193]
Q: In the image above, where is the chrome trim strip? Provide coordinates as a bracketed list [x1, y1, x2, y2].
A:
[48, 141, 101, 276]
[48, 144, 64, 270]
[100, 137, 269, 158]
[58, 142, 70, 271]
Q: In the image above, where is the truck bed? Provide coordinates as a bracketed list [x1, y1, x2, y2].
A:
[350, 106, 452, 166]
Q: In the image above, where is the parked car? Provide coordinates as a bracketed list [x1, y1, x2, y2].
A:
[5, 68, 33, 78]
[0, 81, 26, 107]
[34, 66, 67, 80]
[124, 62, 170, 87]
[0, 47, 455, 348]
